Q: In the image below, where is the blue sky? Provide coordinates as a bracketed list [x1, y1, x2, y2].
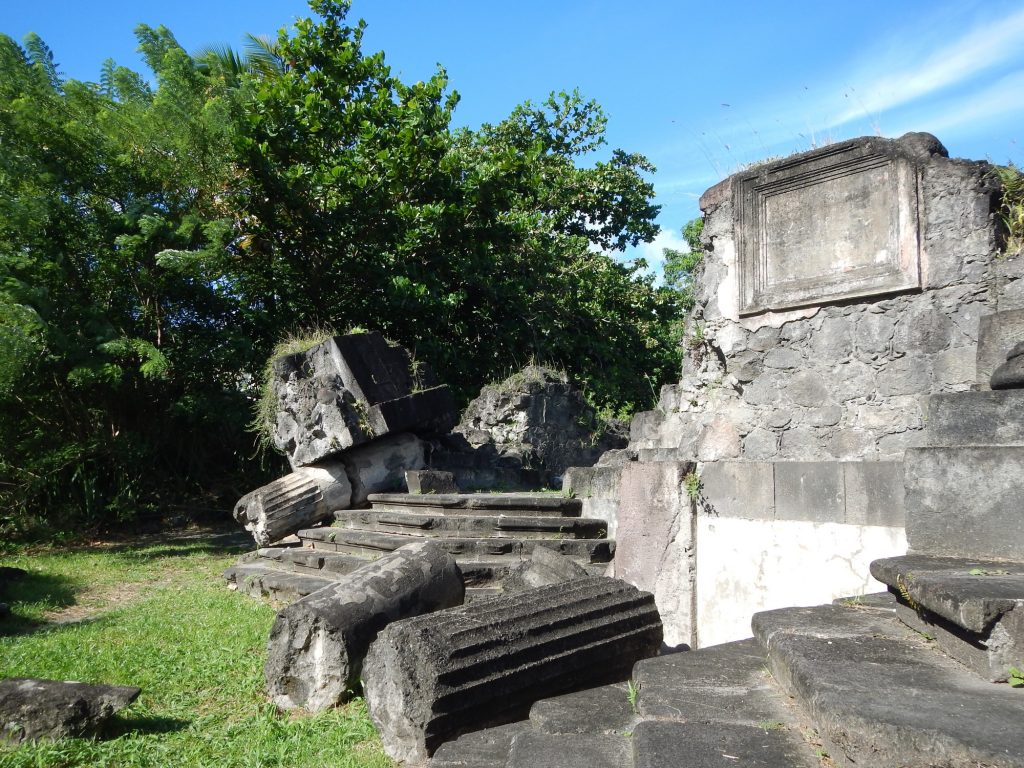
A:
[4, 1, 1023, 272]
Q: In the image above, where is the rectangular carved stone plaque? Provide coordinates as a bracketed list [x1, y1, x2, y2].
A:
[734, 139, 922, 315]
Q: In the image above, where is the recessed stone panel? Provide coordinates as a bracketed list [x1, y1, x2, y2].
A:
[735, 137, 924, 315]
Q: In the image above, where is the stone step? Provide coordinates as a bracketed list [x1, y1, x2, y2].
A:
[428, 639, 820, 768]
[333, 509, 606, 540]
[870, 554, 1024, 681]
[257, 546, 367, 576]
[223, 562, 336, 602]
[753, 602, 1024, 767]
[299, 527, 615, 564]
[367, 492, 582, 517]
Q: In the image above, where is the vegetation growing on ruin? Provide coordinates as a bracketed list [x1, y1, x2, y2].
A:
[0, 537, 394, 767]
[0, 0, 682, 539]
[994, 163, 1024, 255]
[252, 326, 339, 452]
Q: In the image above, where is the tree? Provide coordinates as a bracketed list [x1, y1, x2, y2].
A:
[663, 217, 705, 310]
[0, 28, 265, 537]
[219, 0, 676, 410]
[0, 0, 680, 538]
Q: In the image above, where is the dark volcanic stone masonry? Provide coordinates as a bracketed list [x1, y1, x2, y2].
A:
[362, 576, 662, 764]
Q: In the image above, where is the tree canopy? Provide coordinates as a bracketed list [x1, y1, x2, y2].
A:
[0, 0, 682, 538]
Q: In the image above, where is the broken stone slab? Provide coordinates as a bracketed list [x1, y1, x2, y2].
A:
[233, 463, 352, 547]
[406, 469, 458, 495]
[271, 332, 456, 468]
[362, 576, 662, 764]
[340, 432, 426, 507]
[992, 340, 1024, 389]
[264, 541, 463, 713]
[502, 546, 590, 594]
[224, 562, 338, 603]
[633, 638, 796, 726]
[0, 678, 141, 744]
[428, 721, 530, 768]
[752, 603, 1024, 767]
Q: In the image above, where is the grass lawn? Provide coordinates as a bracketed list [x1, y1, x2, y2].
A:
[0, 533, 395, 767]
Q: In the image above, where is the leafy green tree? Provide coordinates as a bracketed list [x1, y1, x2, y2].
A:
[219, 0, 676, 410]
[663, 217, 705, 310]
[0, 28, 267, 537]
[0, 0, 680, 538]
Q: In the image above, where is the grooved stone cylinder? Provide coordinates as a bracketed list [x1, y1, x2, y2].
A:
[233, 464, 352, 546]
[264, 541, 464, 712]
[362, 576, 663, 763]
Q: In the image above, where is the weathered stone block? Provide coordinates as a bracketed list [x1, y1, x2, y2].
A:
[405, 470, 457, 495]
[502, 545, 589, 594]
[871, 554, 1024, 681]
[905, 446, 1024, 560]
[925, 390, 1024, 447]
[508, 732, 630, 768]
[992, 342, 1024, 389]
[362, 577, 662, 763]
[234, 464, 352, 547]
[774, 462, 844, 523]
[455, 366, 627, 477]
[563, 465, 622, 538]
[271, 332, 456, 468]
[0, 679, 140, 744]
[615, 461, 695, 647]
[697, 461, 774, 520]
[341, 432, 426, 506]
[264, 541, 463, 712]
[843, 461, 905, 527]
[976, 309, 1024, 389]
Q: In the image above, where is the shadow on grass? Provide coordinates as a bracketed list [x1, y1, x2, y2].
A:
[0, 571, 79, 637]
[106, 713, 190, 738]
[96, 532, 253, 561]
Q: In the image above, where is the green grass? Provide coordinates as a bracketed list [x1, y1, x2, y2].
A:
[0, 537, 394, 767]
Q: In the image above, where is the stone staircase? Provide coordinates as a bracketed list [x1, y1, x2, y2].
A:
[428, 585, 1023, 768]
[427, 384, 1024, 767]
[224, 492, 613, 604]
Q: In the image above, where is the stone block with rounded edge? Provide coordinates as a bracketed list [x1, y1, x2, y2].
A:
[362, 576, 662, 764]
[264, 540, 463, 713]
[0, 678, 141, 744]
[233, 463, 352, 547]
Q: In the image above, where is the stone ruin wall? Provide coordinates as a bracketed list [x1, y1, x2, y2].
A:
[632, 133, 1024, 462]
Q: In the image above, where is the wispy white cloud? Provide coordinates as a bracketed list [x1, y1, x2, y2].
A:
[832, 7, 1024, 128]
[891, 69, 1024, 138]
